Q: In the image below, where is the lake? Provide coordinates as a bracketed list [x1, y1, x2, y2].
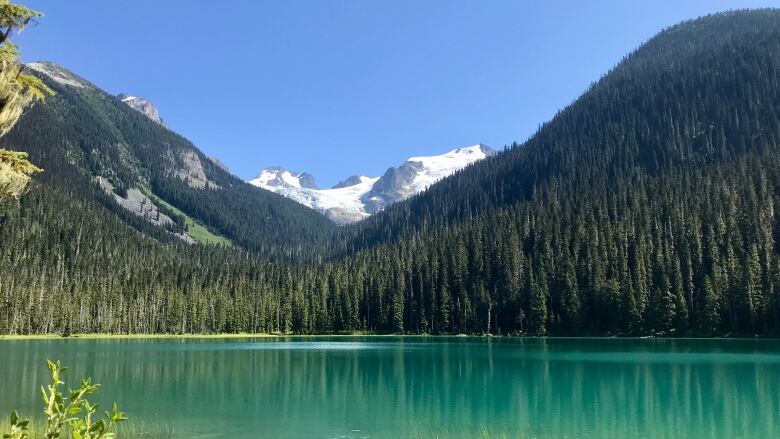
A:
[0, 337, 778, 438]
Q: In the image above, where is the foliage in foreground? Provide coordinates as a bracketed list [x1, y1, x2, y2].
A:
[2, 361, 126, 439]
[0, 0, 52, 203]
[0, 149, 39, 203]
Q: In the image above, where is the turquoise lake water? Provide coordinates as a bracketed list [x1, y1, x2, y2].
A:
[0, 337, 778, 438]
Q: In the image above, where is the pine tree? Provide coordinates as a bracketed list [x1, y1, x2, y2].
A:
[0, 0, 52, 203]
[528, 270, 547, 336]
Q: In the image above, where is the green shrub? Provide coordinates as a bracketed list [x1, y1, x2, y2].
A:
[2, 360, 127, 439]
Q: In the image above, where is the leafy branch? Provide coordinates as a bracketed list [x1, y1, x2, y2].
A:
[2, 360, 127, 439]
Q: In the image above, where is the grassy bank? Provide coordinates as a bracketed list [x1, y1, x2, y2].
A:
[0, 331, 466, 340]
[0, 333, 282, 340]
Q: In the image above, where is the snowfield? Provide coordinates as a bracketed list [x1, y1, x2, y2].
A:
[405, 145, 492, 194]
[248, 144, 494, 223]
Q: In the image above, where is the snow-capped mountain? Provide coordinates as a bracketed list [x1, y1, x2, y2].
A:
[117, 93, 166, 126]
[250, 166, 320, 190]
[249, 144, 495, 223]
[362, 144, 495, 214]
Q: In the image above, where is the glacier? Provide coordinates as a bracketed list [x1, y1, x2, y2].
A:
[248, 144, 495, 224]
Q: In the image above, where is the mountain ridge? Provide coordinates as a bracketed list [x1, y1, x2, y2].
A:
[249, 144, 495, 223]
[7, 60, 338, 260]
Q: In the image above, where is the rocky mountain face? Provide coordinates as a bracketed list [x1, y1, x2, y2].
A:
[333, 175, 365, 189]
[248, 144, 495, 223]
[27, 62, 88, 88]
[117, 93, 166, 126]
[13, 61, 337, 258]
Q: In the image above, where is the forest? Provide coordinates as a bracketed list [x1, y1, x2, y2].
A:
[1, 10, 779, 336]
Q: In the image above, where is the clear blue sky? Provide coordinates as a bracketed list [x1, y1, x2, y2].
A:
[16, 0, 778, 187]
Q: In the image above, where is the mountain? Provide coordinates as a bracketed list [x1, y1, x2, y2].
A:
[333, 175, 365, 189]
[251, 171, 379, 224]
[250, 166, 320, 190]
[362, 144, 495, 214]
[347, 10, 780, 253]
[333, 9, 780, 335]
[5, 61, 337, 260]
[2, 10, 780, 337]
[26, 62, 86, 88]
[116, 93, 166, 126]
[249, 144, 495, 223]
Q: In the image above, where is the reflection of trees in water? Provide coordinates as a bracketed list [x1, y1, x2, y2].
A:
[1, 338, 778, 438]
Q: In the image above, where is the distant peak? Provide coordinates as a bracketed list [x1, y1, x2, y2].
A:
[333, 175, 369, 189]
[250, 167, 319, 190]
[117, 92, 166, 127]
[478, 144, 497, 155]
[452, 144, 495, 155]
[407, 143, 493, 163]
[27, 62, 87, 88]
[247, 143, 494, 223]
[117, 93, 138, 102]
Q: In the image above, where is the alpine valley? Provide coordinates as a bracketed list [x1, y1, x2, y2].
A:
[1, 10, 780, 339]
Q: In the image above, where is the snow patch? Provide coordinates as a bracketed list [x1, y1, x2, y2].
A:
[404, 144, 492, 194]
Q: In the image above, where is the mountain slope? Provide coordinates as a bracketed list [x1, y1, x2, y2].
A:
[345, 9, 780, 252]
[6, 62, 337, 260]
[249, 144, 495, 223]
[324, 9, 780, 335]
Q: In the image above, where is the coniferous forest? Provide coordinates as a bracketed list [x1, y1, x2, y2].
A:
[1, 10, 780, 337]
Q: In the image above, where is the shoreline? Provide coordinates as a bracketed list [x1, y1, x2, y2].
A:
[0, 333, 280, 340]
[0, 333, 776, 341]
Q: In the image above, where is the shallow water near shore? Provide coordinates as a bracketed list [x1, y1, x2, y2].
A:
[1, 336, 778, 438]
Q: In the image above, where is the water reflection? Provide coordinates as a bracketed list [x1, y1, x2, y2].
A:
[0, 337, 778, 438]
